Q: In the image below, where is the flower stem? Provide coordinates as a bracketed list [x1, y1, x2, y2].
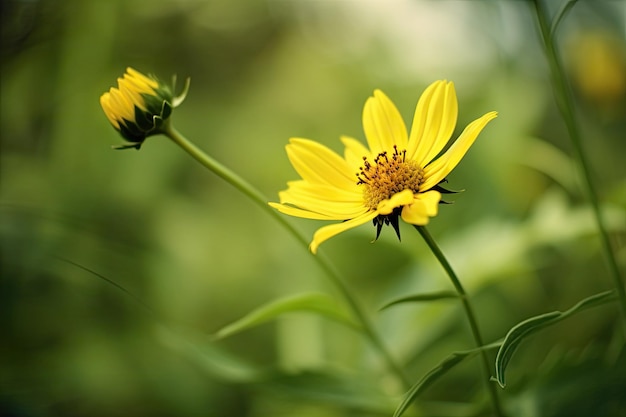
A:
[163, 124, 412, 389]
[415, 225, 504, 417]
[532, 0, 626, 333]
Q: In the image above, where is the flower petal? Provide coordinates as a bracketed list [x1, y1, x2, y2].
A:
[407, 80, 458, 166]
[269, 202, 364, 221]
[107, 87, 136, 122]
[100, 93, 120, 128]
[421, 111, 497, 191]
[277, 181, 366, 219]
[118, 78, 148, 111]
[269, 202, 331, 220]
[401, 190, 441, 225]
[286, 138, 356, 189]
[376, 189, 415, 215]
[310, 211, 378, 254]
[126, 67, 159, 90]
[283, 180, 362, 202]
[362, 90, 408, 155]
[341, 135, 371, 171]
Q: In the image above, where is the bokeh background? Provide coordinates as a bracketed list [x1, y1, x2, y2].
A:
[2, 0, 625, 416]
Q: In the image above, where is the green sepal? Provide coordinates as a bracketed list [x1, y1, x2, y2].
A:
[432, 178, 463, 194]
[433, 184, 463, 194]
[116, 99, 173, 147]
[172, 75, 191, 107]
[118, 119, 146, 144]
[112, 142, 142, 150]
[134, 105, 155, 131]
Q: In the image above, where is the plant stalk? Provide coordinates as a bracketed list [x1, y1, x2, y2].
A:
[532, 0, 626, 332]
[415, 225, 504, 417]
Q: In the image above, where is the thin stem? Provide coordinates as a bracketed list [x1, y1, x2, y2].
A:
[532, 0, 626, 332]
[415, 225, 504, 417]
[163, 124, 412, 389]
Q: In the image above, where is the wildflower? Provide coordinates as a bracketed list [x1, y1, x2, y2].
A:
[100, 67, 189, 149]
[270, 80, 497, 254]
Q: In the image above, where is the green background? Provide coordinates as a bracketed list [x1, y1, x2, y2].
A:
[2, 0, 625, 416]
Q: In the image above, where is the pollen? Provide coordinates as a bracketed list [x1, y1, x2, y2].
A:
[357, 145, 424, 210]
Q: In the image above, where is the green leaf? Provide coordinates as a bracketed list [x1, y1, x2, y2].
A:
[550, 0, 579, 37]
[494, 290, 616, 388]
[393, 342, 501, 417]
[213, 293, 362, 340]
[379, 290, 458, 311]
[157, 325, 262, 383]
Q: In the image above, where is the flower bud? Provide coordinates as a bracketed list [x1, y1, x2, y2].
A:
[100, 67, 189, 149]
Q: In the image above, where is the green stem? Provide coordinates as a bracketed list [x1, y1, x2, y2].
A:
[532, 0, 626, 332]
[415, 226, 504, 417]
[163, 124, 412, 389]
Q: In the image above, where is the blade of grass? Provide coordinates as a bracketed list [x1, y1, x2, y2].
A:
[379, 291, 459, 311]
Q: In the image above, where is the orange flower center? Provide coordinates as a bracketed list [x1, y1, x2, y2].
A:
[357, 146, 424, 210]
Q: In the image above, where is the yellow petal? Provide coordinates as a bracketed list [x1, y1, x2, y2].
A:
[108, 86, 136, 121]
[286, 138, 356, 190]
[407, 81, 458, 165]
[281, 180, 362, 203]
[421, 111, 497, 191]
[124, 75, 156, 97]
[341, 135, 371, 171]
[100, 93, 120, 128]
[405, 81, 440, 158]
[274, 179, 366, 219]
[126, 67, 159, 90]
[124, 73, 158, 99]
[118, 78, 148, 111]
[310, 211, 378, 254]
[269, 202, 342, 220]
[362, 90, 408, 155]
[376, 189, 415, 215]
[401, 190, 441, 224]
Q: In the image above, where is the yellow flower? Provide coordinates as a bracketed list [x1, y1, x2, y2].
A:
[270, 80, 497, 254]
[100, 67, 189, 149]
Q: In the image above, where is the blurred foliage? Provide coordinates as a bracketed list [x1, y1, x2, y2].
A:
[1, 0, 625, 416]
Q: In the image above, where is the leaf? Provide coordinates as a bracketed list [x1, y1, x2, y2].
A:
[157, 325, 262, 383]
[393, 342, 501, 417]
[213, 292, 361, 340]
[550, 0, 579, 37]
[379, 290, 458, 311]
[494, 290, 616, 388]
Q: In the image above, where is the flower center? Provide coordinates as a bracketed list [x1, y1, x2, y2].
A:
[357, 145, 424, 210]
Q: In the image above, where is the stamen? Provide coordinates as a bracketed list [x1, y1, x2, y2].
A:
[356, 147, 424, 211]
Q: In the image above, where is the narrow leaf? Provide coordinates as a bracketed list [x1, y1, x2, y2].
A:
[158, 325, 262, 383]
[379, 291, 459, 311]
[214, 293, 361, 340]
[495, 290, 615, 388]
[550, 0, 579, 37]
[494, 311, 559, 388]
[393, 342, 501, 417]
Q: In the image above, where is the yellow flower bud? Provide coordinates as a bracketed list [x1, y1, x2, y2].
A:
[100, 67, 189, 149]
